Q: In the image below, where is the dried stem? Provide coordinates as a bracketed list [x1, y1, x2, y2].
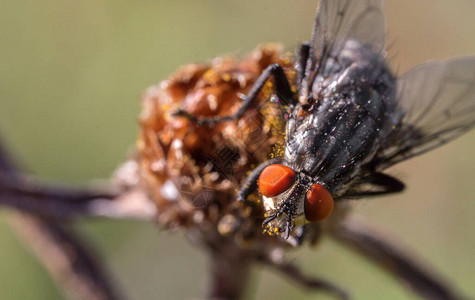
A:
[330, 218, 464, 300]
[208, 250, 251, 300]
[0, 135, 155, 221]
[0, 177, 155, 221]
[6, 211, 122, 300]
[0, 135, 134, 300]
[258, 249, 349, 300]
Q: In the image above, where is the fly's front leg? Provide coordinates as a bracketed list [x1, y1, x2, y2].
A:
[173, 64, 295, 125]
[237, 157, 281, 203]
[283, 214, 293, 240]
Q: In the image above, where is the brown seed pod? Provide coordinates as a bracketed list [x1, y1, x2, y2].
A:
[137, 45, 296, 240]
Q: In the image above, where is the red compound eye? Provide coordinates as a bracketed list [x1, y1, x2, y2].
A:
[304, 183, 334, 222]
[258, 164, 296, 197]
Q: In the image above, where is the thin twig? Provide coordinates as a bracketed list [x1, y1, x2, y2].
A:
[0, 178, 156, 221]
[258, 249, 349, 300]
[0, 135, 155, 221]
[0, 134, 141, 300]
[6, 211, 123, 300]
[329, 218, 464, 300]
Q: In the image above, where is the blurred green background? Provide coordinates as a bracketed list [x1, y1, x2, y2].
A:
[0, 0, 474, 299]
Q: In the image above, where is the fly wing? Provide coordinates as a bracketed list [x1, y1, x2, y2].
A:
[305, 0, 386, 83]
[375, 57, 475, 169]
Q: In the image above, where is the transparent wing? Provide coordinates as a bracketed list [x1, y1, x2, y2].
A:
[307, 0, 386, 79]
[375, 57, 475, 169]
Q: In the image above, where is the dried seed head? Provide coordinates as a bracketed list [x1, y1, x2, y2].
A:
[137, 44, 295, 245]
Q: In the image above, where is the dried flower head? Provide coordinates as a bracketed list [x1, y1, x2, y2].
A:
[137, 45, 311, 247]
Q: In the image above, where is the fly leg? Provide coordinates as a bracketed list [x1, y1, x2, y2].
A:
[283, 214, 293, 240]
[173, 64, 295, 125]
[262, 211, 282, 226]
[237, 157, 281, 203]
[344, 172, 405, 198]
[297, 42, 310, 85]
[262, 205, 294, 240]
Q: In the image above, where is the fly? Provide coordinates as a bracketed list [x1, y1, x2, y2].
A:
[174, 0, 475, 240]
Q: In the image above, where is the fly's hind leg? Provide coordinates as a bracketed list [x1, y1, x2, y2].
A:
[344, 172, 405, 198]
[173, 64, 295, 125]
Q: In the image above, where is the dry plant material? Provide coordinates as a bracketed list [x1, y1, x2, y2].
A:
[138, 44, 296, 237]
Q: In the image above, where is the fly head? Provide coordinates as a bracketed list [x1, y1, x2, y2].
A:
[257, 163, 334, 239]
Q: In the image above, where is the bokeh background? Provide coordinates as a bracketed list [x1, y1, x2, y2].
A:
[0, 0, 474, 299]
